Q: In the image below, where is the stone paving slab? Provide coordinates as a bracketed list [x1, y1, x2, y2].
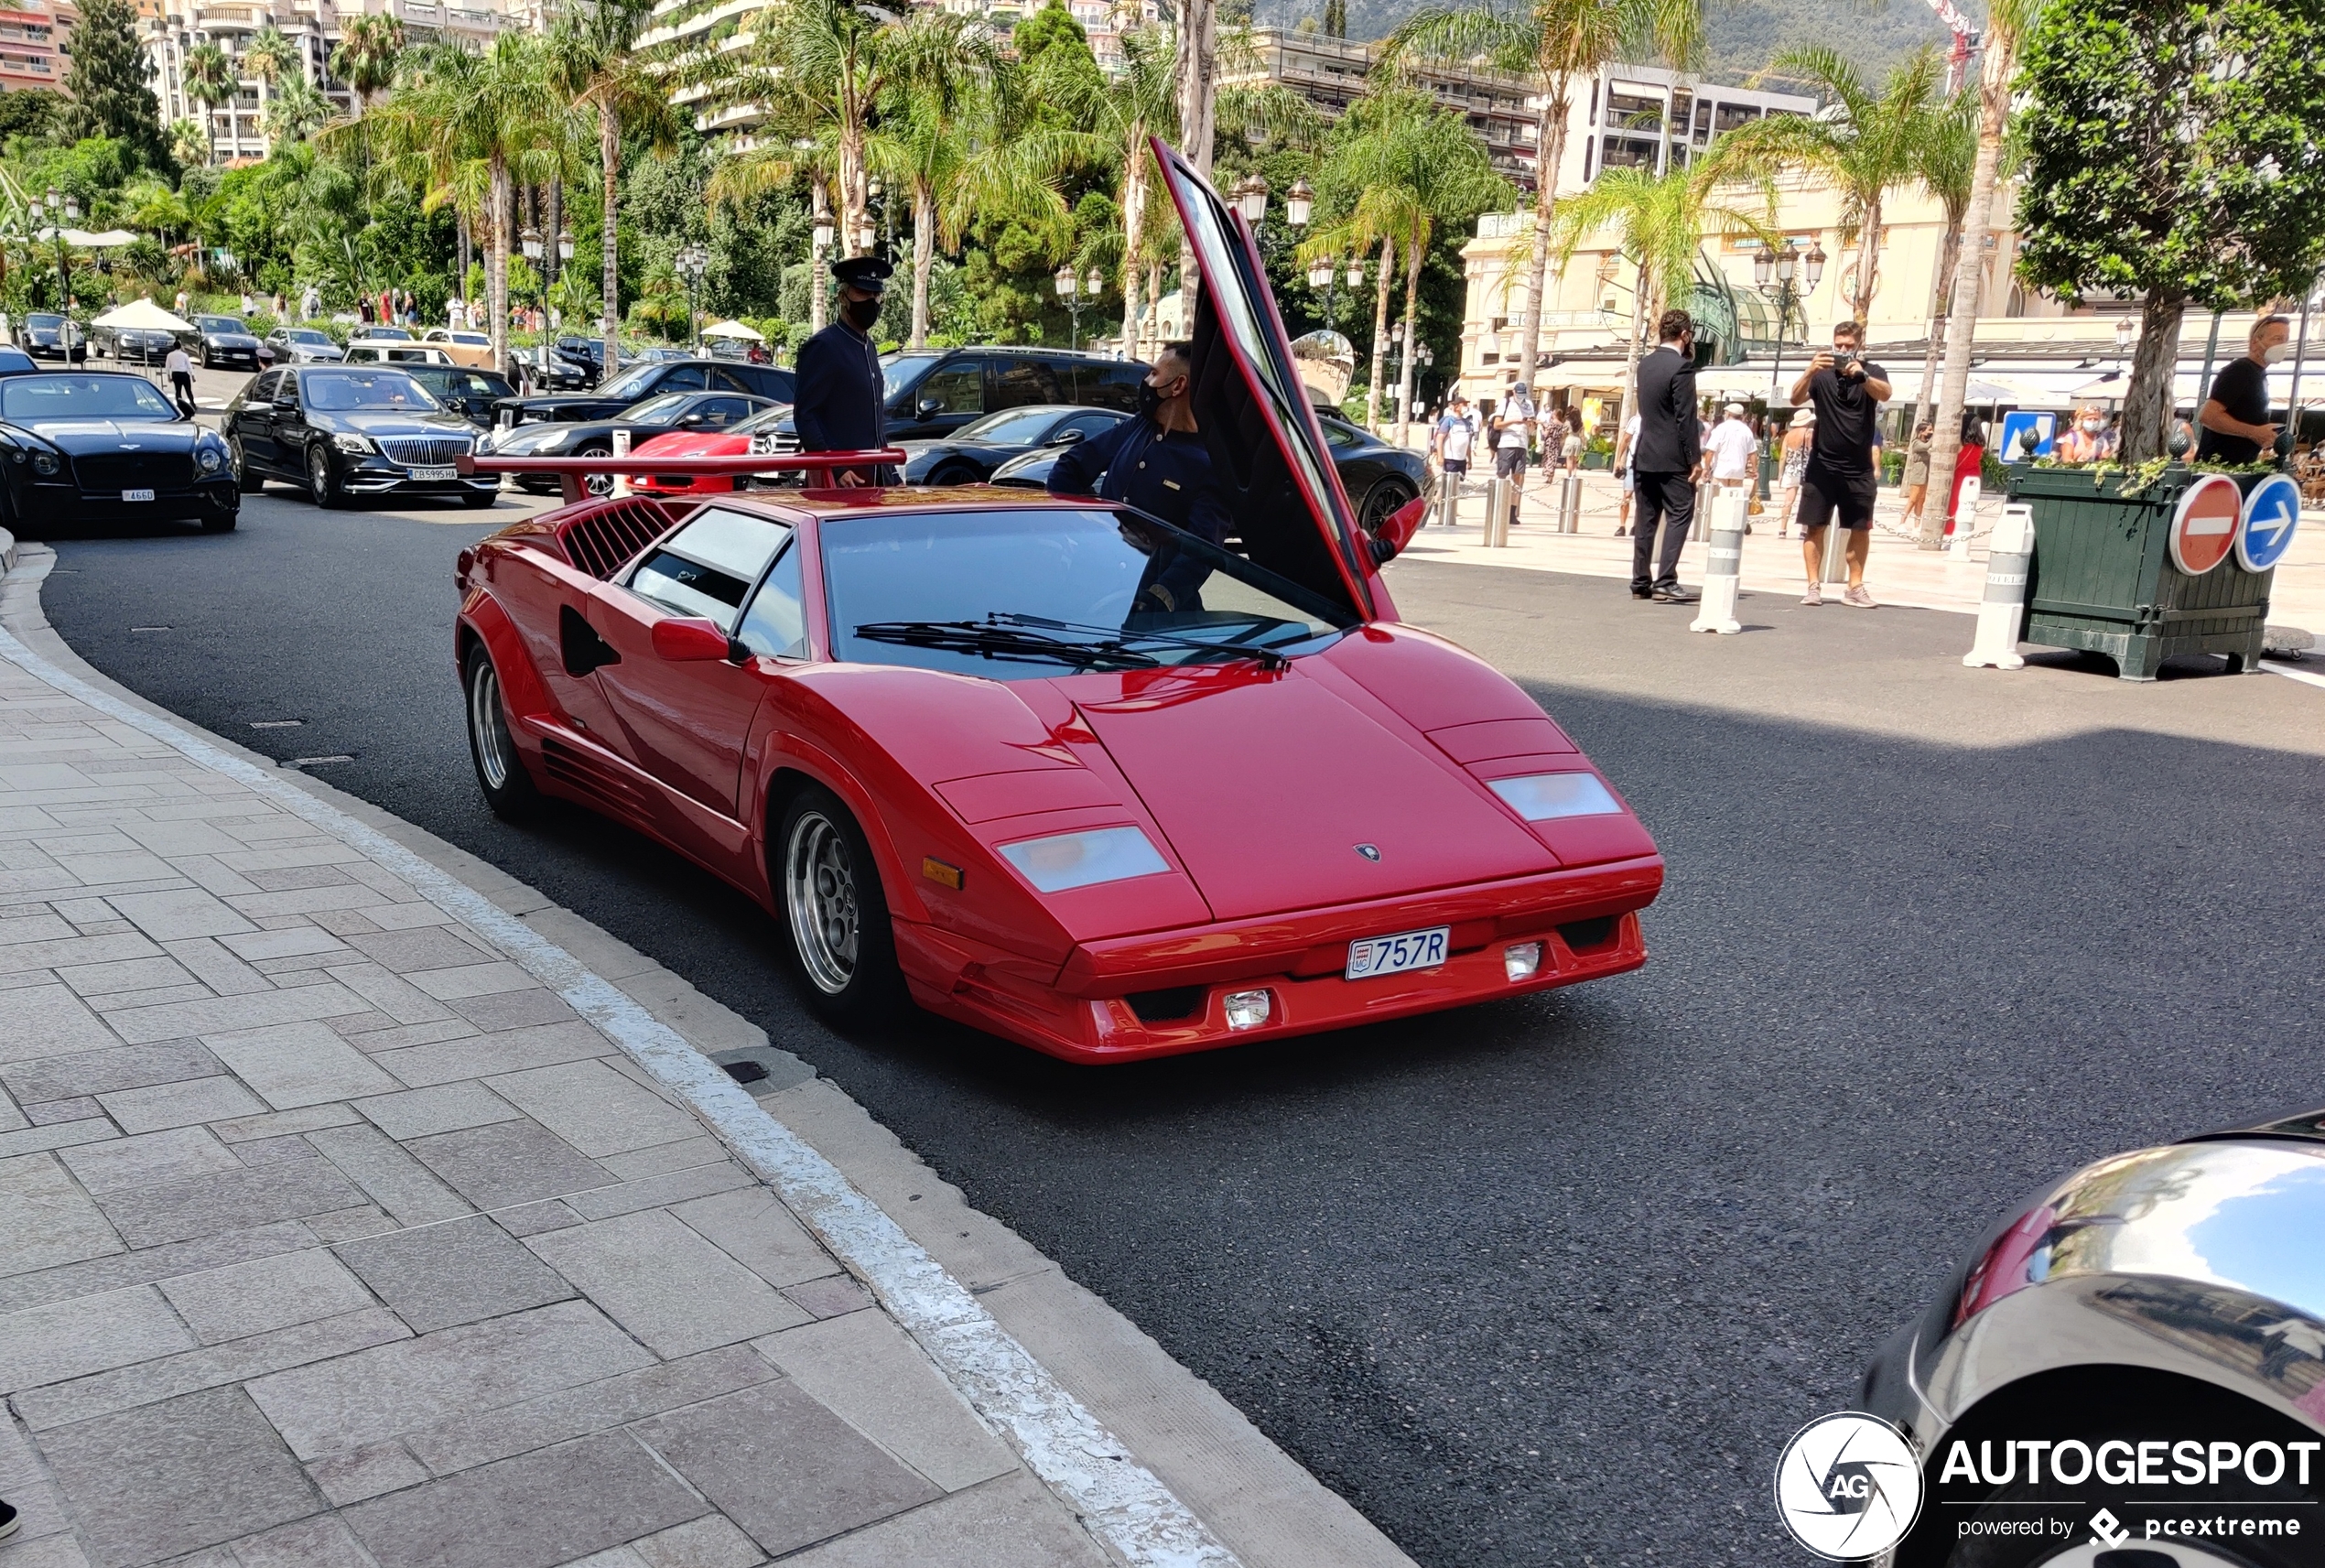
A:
[0, 641, 1132, 1568]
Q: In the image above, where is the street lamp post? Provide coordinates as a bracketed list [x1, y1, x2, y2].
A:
[42, 188, 78, 332]
[1231, 173, 1270, 243]
[1753, 239, 1824, 491]
[1055, 265, 1084, 351]
[520, 224, 546, 381]
[676, 243, 708, 355]
[808, 177, 833, 335]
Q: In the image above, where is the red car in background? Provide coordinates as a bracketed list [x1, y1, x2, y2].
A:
[451, 141, 1663, 1063]
[628, 403, 790, 498]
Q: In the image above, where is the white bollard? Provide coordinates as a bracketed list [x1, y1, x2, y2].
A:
[1485, 476, 1511, 546]
[611, 427, 631, 498]
[1948, 476, 1984, 552]
[1558, 470, 1583, 533]
[1963, 503, 2033, 669]
[1690, 487, 1746, 634]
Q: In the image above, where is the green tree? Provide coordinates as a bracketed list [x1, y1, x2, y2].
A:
[1716, 45, 1944, 326]
[1386, 0, 1700, 401]
[1010, 0, 1085, 65]
[181, 43, 237, 167]
[553, 0, 676, 373]
[329, 14, 404, 108]
[243, 27, 298, 154]
[62, 0, 171, 170]
[0, 88, 62, 145]
[2012, 0, 2325, 461]
[1031, 23, 1175, 365]
[265, 75, 331, 147]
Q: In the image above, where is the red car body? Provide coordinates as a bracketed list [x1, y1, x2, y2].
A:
[626, 418, 765, 497]
[451, 145, 1662, 1062]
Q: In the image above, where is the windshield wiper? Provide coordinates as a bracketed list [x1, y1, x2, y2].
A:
[853, 620, 1161, 670]
[989, 613, 1291, 670]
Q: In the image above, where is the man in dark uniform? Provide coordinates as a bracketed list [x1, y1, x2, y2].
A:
[1045, 341, 1234, 616]
[794, 255, 894, 486]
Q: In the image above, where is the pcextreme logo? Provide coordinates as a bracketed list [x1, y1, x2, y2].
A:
[1775, 1411, 1925, 1561]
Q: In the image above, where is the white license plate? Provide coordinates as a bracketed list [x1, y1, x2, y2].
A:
[1346, 925, 1449, 980]
[410, 466, 457, 481]
[120, 488, 155, 503]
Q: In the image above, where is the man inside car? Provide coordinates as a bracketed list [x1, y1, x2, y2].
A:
[1044, 341, 1233, 615]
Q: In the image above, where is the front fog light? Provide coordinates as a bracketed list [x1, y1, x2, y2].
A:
[1504, 942, 1543, 981]
[1223, 989, 1272, 1031]
[31, 451, 57, 474]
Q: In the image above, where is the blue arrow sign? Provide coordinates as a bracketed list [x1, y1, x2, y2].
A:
[2237, 473, 2301, 572]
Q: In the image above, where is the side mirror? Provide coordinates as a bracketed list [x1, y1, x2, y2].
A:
[1052, 428, 1086, 445]
[1368, 493, 1428, 568]
[676, 413, 706, 428]
[917, 397, 945, 417]
[651, 616, 737, 662]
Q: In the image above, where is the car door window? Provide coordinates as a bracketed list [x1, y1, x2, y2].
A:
[734, 538, 806, 658]
[657, 366, 709, 393]
[913, 360, 984, 416]
[1062, 412, 1120, 439]
[625, 508, 791, 632]
[989, 357, 1062, 411]
[694, 396, 752, 427]
[248, 370, 280, 405]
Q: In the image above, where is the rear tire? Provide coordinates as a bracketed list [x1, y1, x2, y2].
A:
[460, 491, 496, 509]
[199, 508, 237, 533]
[776, 784, 905, 1026]
[1361, 478, 1417, 535]
[927, 462, 979, 487]
[463, 645, 541, 820]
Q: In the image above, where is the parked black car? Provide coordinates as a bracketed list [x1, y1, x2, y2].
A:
[401, 364, 517, 428]
[0, 346, 37, 376]
[21, 313, 73, 362]
[761, 346, 1147, 454]
[492, 358, 794, 427]
[481, 388, 775, 495]
[191, 314, 263, 371]
[92, 324, 178, 365]
[224, 365, 493, 510]
[896, 404, 1129, 485]
[553, 336, 607, 380]
[0, 372, 238, 531]
[991, 409, 1428, 532]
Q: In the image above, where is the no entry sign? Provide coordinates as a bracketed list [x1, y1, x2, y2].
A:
[2236, 472, 2301, 572]
[2168, 474, 2243, 575]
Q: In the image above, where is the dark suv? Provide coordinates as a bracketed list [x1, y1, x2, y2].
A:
[765, 346, 1147, 453]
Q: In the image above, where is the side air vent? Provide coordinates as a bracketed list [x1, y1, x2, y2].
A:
[557, 499, 672, 579]
[538, 736, 650, 816]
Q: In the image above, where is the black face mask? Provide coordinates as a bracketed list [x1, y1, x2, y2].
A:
[1138, 377, 1183, 418]
[844, 296, 881, 330]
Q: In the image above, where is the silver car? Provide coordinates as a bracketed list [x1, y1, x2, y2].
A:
[265, 327, 344, 364]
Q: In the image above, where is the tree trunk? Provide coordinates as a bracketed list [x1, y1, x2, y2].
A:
[1394, 231, 1423, 449]
[1511, 80, 1570, 408]
[1619, 253, 1648, 427]
[1145, 258, 1162, 359]
[1366, 235, 1392, 431]
[600, 101, 621, 374]
[1850, 197, 1880, 325]
[1173, 0, 1216, 327]
[488, 149, 510, 372]
[1919, 61, 2008, 546]
[2120, 287, 2188, 464]
[1905, 218, 1962, 439]
[839, 122, 866, 260]
[910, 186, 934, 347]
[1119, 141, 1145, 363]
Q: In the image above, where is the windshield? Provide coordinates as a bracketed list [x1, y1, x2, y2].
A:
[880, 352, 942, 401]
[735, 404, 792, 434]
[194, 316, 243, 334]
[598, 363, 666, 401]
[2, 374, 178, 422]
[822, 507, 1350, 681]
[411, 368, 507, 397]
[282, 329, 331, 344]
[957, 408, 1069, 445]
[302, 371, 440, 413]
[27, 315, 61, 330]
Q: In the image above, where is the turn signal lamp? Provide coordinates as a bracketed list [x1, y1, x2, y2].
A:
[1224, 989, 1272, 1031]
[1488, 772, 1622, 821]
[1504, 943, 1543, 981]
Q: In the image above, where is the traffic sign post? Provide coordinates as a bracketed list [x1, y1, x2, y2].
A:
[2235, 472, 2301, 572]
[2167, 473, 2242, 575]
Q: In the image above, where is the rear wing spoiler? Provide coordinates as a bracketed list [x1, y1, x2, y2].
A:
[457, 449, 908, 505]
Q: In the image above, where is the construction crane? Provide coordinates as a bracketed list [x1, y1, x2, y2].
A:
[1925, 0, 1983, 92]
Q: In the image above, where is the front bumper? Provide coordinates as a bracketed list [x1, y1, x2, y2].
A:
[20, 477, 239, 521]
[205, 348, 261, 366]
[339, 454, 496, 496]
[894, 859, 1660, 1063]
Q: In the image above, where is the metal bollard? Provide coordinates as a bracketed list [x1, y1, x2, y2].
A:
[1558, 470, 1582, 533]
[1436, 470, 1459, 531]
[1820, 508, 1852, 583]
[611, 427, 631, 498]
[1963, 503, 2033, 669]
[1485, 476, 1510, 546]
[1948, 476, 1984, 553]
[1691, 478, 1715, 541]
[1690, 487, 1747, 634]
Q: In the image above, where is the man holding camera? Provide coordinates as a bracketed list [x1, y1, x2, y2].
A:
[1788, 319, 1891, 607]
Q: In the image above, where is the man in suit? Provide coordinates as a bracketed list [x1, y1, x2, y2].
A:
[1629, 308, 1702, 603]
[795, 254, 897, 486]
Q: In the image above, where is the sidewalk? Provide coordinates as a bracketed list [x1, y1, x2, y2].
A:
[0, 539, 1411, 1568]
[1393, 467, 2325, 635]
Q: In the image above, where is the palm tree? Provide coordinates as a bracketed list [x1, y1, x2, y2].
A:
[181, 42, 236, 166]
[265, 74, 331, 148]
[330, 14, 404, 108]
[1719, 46, 1944, 326]
[243, 26, 297, 153]
[552, 0, 675, 377]
[1919, 0, 2049, 546]
[1901, 86, 1975, 441]
[1385, 0, 1702, 402]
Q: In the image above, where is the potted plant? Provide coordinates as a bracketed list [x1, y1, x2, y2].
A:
[2000, 0, 2325, 677]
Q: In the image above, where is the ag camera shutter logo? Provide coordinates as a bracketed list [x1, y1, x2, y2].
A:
[1775, 1411, 1924, 1560]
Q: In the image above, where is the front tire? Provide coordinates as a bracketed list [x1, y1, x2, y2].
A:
[460, 491, 496, 509]
[1361, 478, 1417, 535]
[199, 507, 237, 534]
[463, 645, 540, 820]
[776, 784, 904, 1025]
[575, 442, 613, 498]
[307, 444, 343, 509]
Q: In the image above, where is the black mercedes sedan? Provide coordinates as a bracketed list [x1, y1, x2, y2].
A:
[481, 387, 773, 495]
[0, 372, 238, 531]
[21, 313, 72, 362]
[401, 364, 516, 429]
[192, 314, 263, 371]
[492, 358, 793, 427]
[897, 403, 1128, 485]
[989, 408, 1429, 530]
[224, 365, 493, 509]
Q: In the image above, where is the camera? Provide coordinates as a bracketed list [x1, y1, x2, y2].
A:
[1830, 348, 1860, 375]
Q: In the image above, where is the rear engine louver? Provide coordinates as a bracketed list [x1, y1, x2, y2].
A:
[555, 499, 674, 579]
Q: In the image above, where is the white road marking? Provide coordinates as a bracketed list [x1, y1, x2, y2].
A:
[2263, 658, 2325, 690]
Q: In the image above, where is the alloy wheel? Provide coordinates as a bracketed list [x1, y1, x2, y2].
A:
[468, 659, 513, 792]
[784, 810, 859, 996]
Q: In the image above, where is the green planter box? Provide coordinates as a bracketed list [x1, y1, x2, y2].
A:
[1581, 451, 1608, 470]
[2006, 465, 2275, 682]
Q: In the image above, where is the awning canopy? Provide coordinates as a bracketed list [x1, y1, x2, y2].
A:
[699, 319, 764, 341]
[38, 227, 139, 247]
[92, 297, 194, 332]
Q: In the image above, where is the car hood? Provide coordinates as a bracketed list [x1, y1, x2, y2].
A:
[631, 429, 748, 459]
[20, 419, 203, 451]
[204, 332, 261, 347]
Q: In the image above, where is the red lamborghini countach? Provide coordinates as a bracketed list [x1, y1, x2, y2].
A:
[450, 143, 1663, 1063]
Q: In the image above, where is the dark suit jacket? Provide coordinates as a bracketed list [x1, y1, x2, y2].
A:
[1630, 345, 1700, 474]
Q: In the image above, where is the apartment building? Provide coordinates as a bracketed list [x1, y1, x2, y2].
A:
[0, 0, 70, 94]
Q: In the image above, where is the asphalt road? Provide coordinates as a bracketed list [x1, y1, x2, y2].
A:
[38, 494, 2325, 1567]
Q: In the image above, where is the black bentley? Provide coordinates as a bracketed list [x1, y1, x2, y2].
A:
[224, 366, 493, 509]
[192, 313, 264, 371]
[0, 372, 239, 531]
[480, 386, 773, 495]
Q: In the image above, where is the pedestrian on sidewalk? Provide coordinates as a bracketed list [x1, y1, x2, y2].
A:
[2055, 405, 2116, 464]
[1946, 409, 1985, 540]
[1788, 319, 1890, 608]
[1899, 420, 1934, 531]
[1613, 410, 1638, 535]
[2197, 314, 2290, 463]
[1628, 308, 1701, 604]
[1491, 380, 1534, 531]
[1705, 402, 1757, 507]
[1432, 393, 1474, 502]
[164, 341, 194, 416]
[1775, 409, 1811, 538]
[1560, 418, 1584, 475]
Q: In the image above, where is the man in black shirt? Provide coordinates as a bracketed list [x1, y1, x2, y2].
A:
[1787, 319, 1891, 608]
[2196, 315, 2289, 464]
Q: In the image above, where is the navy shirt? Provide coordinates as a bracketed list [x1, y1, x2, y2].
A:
[1048, 416, 1235, 615]
[793, 320, 885, 453]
